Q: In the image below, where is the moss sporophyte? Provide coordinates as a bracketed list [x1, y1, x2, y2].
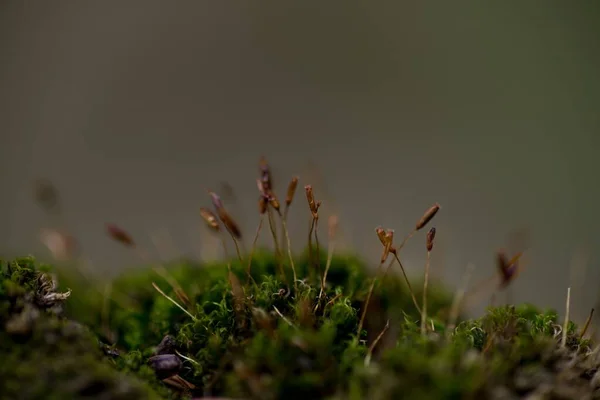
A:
[3, 157, 597, 399]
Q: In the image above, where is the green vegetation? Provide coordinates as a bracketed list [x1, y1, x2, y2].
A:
[2, 251, 599, 400]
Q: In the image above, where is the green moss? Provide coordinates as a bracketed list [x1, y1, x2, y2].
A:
[5, 253, 600, 399]
[0, 256, 163, 400]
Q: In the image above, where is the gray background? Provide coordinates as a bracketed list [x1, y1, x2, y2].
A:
[1, 2, 599, 320]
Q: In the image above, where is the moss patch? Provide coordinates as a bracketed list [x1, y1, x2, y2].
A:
[3, 253, 600, 399]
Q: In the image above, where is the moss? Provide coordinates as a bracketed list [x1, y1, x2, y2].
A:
[5, 252, 600, 399]
[0, 256, 163, 400]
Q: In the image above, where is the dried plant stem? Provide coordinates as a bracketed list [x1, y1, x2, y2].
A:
[580, 308, 595, 340]
[152, 282, 197, 321]
[246, 215, 265, 283]
[357, 260, 385, 338]
[392, 252, 421, 314]
[562, 286, 571, 348]
[421, 250, 432, 335]
[365, 319, 390, 366]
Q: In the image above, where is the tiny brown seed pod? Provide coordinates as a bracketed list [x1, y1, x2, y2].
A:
[286, 176, 299, 206]
[426, 227, 436, 252]
[219, 210, 242, 239]
[381, 235, 392, 263]
[259, 156, 273, 191]
[416, 203, 440, 231]
[375, 226, 386, 245]
[106, 223, 135, 247]
[268, 192, 281, 211]
[304, 185, 316, 214]
[200, 207, 220, 231]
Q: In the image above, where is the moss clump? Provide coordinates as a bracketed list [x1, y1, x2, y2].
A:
[5, 253, 600, 399]
[0, 256, 163, 400]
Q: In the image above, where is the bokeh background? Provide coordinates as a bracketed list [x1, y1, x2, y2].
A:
[1, 2, 599, 320]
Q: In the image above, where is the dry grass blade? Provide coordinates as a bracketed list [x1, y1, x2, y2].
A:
[152, 282, 197, 321]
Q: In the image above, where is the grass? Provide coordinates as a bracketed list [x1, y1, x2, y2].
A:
[3, 157, 598, 399]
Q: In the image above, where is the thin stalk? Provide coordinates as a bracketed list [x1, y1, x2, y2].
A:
[315, 235, 335, 312]
[562, 287, 571, 348]
[278, 209, 298, 294]
[364, 320, 390, 366]
[392, 252, 421, 314]
[421, 250, 431, 335]
[357, 260, 385, 338]
[267, 207, 286, 283]
[246, 215, 265, 284]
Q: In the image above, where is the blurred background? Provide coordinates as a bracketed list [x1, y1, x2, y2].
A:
[1, 2, 599, 320]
